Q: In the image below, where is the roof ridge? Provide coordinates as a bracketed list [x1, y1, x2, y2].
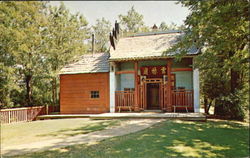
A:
[122, 30, 182, 38]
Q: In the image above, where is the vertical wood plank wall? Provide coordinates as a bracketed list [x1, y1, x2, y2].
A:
[60, 73, 110, 114]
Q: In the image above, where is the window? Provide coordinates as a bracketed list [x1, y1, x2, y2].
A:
[91, 91, 99, 98]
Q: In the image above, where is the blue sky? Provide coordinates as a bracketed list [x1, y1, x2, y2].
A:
[50, 1, 190, 27]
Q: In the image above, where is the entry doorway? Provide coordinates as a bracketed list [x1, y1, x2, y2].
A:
[147, 83, 160, 110]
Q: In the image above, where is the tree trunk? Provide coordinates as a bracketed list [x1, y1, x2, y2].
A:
[229, 51, 241, 93]
[52, 77, 58, 106]
[204, 97, 208, 114]
[230, 69, 240, 93]
[207, 99, 213, 115]
[25, 75, 32, 106]
[55, 78, 57, 105]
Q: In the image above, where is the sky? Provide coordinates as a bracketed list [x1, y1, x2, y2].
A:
[50, 1, 190, 27]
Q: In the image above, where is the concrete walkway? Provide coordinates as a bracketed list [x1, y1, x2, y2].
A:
[37, 112, 206, 121]
[2, 119, 163, 157]
[91, 112, 206, 120]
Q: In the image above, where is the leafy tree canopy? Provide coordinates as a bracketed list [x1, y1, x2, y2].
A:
[166, 0, 249, 119]
[92, 17, 112, 52]
[118, 6, 145, 33]
[0, 2, 90, 107]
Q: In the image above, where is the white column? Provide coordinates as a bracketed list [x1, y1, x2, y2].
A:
[193, 68, 200, 112]
[109, 62, 116, 113]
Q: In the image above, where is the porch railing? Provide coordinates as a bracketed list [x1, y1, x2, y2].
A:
[172, 90, 193, 112]
[115, 91, 135, 112]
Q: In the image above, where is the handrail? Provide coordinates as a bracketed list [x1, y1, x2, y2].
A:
[115, 91, 135, 112]
[0, 106, 58, 124]
[172, 90, 194, 107]
[0, 106, 44, 112]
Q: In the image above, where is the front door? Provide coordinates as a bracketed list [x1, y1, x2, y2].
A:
[147, 83, 160, 110]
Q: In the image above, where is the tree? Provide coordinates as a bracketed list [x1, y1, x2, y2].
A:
[0, 2, 48, 106]
[159, 22, 169, 31]
[92, 17, 112, 52]
[166, 0, 249, 119]
[118, 6, 145, 33]
[159, 22, 185, 31]
[44, 2, 89, 105]
[0, 2, 90, 107]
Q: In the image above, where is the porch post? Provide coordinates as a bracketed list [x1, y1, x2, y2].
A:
[166, 59, 172, 112]
[109, 62, 116, 113]
[134, 61, 139, 111]
[193, 68, 200, 112]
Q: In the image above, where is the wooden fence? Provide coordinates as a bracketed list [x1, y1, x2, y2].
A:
[48, 105, 60, 114]
[0, 105, 60, 124]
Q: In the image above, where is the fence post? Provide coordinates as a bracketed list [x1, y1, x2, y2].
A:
[46, 105, 49, 115]
[26, 109, 28, 121]
[8, 111, 10, 123]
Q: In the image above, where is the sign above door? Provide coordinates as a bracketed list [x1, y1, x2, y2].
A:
[140, 66, 168, 78]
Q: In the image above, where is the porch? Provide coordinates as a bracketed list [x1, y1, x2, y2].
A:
[110, 58, 199, 113]
[115, 89, 194, 112]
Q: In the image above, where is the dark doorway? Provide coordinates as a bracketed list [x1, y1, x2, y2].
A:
[147, 83, 160, 110]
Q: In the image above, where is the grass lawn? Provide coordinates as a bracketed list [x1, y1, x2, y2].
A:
[12, 119, 249, 158]
[1, 118, 120, 147]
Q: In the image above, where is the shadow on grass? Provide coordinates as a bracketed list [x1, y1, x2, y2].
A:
[10, 120, 250, 158]
[36, 120, 120, 138]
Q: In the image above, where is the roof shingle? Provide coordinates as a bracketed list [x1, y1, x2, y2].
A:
[109, 32, 198, 61]
[60, 53, 109, 74]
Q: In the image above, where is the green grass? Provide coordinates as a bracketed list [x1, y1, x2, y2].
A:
[1, 118, 120, 147]
[12, 119, 249, 158]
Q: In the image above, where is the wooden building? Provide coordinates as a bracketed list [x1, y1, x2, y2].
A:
[60, 53, 110, 114]
[60, 31, 200, 114]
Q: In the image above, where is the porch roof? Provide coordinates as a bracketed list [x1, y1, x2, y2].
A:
[109, 31, 199, 61]
[60, 52, 109, 74]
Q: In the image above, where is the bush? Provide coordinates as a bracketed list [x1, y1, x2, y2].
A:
[215, 88, 249, 121]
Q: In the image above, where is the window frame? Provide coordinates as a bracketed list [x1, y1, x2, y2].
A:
[90, 91, 100, 99]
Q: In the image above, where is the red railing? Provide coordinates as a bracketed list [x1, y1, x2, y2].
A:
[172, 90, 193, 111]
[115, 91, 135, 111]
[0, 106, 46, 124]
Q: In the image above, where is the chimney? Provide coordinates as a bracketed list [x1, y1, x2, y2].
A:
[109, 32, 115, 50]
[92, 34, 95, 56]
[113, 28, 117, 40]
[115, 20, 119, 35]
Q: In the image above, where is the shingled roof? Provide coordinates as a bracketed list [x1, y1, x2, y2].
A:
[60, 53, 109, 74]
[109, 31, 199, 61]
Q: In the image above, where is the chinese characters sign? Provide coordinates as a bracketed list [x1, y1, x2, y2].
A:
[140, 66, 168, 78]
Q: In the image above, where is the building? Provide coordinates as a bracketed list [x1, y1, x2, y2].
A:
[59, 31, 200, 114]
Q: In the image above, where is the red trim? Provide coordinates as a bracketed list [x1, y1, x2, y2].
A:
[115, 70, 134, 74]
[172, 68, 193, 72]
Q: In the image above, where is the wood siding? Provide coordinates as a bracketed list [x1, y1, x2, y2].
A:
[60, 73, 110, 114]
